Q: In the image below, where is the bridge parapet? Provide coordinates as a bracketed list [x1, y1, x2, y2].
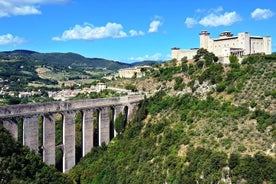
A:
[0, 95, 144, 118]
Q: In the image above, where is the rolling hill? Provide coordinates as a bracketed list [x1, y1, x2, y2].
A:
[0, 50, 133, 90]
[0, 49, 130, 70]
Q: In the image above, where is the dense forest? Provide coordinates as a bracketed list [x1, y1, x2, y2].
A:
[0, 124, 73, 183]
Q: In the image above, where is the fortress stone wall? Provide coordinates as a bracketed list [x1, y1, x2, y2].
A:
[0, 95, 144, 173]
[118, 66, 151, 78]
[172, 31, 272, 64]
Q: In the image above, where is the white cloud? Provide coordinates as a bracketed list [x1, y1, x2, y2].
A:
[195, 8, 205, 13]
[185, 7, 241, 28]
[53, 22, 128, 41]
[199, 11, 241, 27]
[129, 30, 145, 37]
[0, 0, 66, 17]
[128, 53, 170, 62]
[148, 20, 162, 33]
[0, 33, 25, 45]
[211, 6, 224, 13]
[251, 8, 274, 20]
[185, 17, 198, 28]
[12, 5, 41, 15]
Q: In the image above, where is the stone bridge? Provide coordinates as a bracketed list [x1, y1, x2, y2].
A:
[0, 95, 144, 173]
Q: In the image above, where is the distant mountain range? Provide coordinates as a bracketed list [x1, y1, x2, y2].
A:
[0, 49, 161, 90]
[0, 50, 159, 71]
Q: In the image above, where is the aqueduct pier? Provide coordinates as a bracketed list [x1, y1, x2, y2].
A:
[0, 95, 144, 173]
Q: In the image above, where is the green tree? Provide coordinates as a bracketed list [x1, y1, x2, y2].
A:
[204, 52, 216, 66]
[115, 112, 126, 135]
[181, 62, 188, 73]
[193, 48, 208, 61]
[0, 127, 73, 183]
[125, 84, 137, 92]
[181, 56, 188, 63]
[229, 55, 240, 69]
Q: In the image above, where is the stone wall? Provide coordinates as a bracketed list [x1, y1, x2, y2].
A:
[0, 95, 143, 118]
[173, 30, 272, 64]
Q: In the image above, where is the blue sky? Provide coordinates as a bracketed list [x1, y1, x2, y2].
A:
[0, 0, 275, 63]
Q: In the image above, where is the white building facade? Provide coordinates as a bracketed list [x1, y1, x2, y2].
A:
[118, 66, 151, 78]
[171, 47, 198, 61]
[172, 31, 272, 64]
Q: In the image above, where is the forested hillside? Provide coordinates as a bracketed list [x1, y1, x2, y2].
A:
[0, 50, 130, 70]
[0, 50, 275, 183]
[0, 124, 73, 183]
[0, 50, 159, 95]
[70, 92, 275, 184]
[70, 52, 276, 184]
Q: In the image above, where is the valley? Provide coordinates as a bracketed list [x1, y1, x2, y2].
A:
[0, 49, 275, 184]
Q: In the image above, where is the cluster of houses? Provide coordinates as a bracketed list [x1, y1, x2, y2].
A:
[0, 78, 11, 96]
[0, 65, 152, 102]
[48, 83, 107, 101]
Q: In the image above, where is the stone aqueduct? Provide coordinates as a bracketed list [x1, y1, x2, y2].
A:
[0, 95, 144, 173]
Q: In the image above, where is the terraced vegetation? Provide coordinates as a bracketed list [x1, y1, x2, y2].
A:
[234, 55, 276, 111]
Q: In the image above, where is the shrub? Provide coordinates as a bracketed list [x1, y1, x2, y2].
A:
[182, 135, 190, 145]
[226, 85, 236, 94]
[115, 112, 126, 135]
[125, 84, 137, 92]
[229, 55, 240, 69]
[216, 81, 227, 92]
[174, 77, 185, 91]
[237, 144, 247, 152]
[217, 132, 224, 138]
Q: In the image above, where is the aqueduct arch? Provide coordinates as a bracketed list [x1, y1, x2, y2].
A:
[0, 95, 143, 173]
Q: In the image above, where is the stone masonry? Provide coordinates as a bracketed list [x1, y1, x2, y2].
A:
[0, 95, 144, 173]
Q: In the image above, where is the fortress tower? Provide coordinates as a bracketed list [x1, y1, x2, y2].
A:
[172, 30, 272, 64]
[199, 30, 210, 49]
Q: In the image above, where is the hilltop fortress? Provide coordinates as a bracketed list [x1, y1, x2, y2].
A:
[172, 31, 272, 64]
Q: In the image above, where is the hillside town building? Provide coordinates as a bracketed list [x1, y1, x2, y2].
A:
[118, 65, 151, 78]
[172, 31, 272, 64]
